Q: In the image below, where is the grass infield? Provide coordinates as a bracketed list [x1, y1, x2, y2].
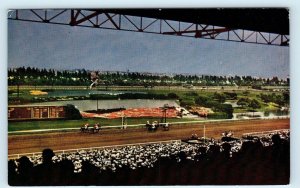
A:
[8, 117, 198, 132]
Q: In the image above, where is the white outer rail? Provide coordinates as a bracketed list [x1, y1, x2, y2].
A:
[8, 140, 181, 160]
[8, 116, 290, 134]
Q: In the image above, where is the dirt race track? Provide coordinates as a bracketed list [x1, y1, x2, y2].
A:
[8, 119, 289, 155]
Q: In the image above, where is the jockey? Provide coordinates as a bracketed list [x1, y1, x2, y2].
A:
[145, 121, 150, 129]
[164, 122, 169, 127]
[151, 121, 156, 129]
[94, 123, 99, 129]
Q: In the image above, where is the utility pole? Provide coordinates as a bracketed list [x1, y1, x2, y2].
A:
[122, 111, 124, 126]
[163, 104, 169, 123]
[96, 98, 99, 111]
[204, 124, 206, 143]
[17, 81, 19, 99]
[16, 73, 20, 100]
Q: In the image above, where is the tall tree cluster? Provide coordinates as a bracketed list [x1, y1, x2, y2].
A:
[8, 67, 289, 87]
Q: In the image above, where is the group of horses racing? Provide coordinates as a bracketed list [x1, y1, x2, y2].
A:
[80, 121, 170, 133]
[145, 121, 170, 132]
[80, 123, 101, 133]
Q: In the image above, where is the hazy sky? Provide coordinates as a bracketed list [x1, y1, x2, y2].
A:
[8, 15, 289, 78]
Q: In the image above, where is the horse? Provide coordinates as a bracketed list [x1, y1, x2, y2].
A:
[149, 124, 158, 132]
[146, 121, 159, 132]
[91, 123, 101, 133]
[162, 123, 169, 131]
[80, 123, 90, 133]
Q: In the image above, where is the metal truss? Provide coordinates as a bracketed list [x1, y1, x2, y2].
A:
[8, 9, 289, 46]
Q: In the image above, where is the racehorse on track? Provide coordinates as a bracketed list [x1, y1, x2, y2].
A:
[145, 121, 159, 132]
[162, 123, 169, 131]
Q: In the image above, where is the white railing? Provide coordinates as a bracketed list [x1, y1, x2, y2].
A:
[242, 129, 290, 137]
[8, 116, 290, 134]
[8, 139, 181, 160]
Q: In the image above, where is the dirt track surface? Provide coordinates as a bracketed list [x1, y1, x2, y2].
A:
[8, 119, 289, 155]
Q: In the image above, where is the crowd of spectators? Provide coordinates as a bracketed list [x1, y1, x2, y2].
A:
[8, 130, 290, 185]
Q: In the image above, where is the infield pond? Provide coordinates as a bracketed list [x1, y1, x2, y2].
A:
[33, 99, 180, 111]
[33, 99, 288, 119]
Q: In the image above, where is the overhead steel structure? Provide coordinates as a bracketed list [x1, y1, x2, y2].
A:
[8, 8, 289, 46]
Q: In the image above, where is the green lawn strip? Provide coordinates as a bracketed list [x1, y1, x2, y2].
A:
[8, 90, 35, 103]
[8, 117, 195, 132]
[9, 88, 265, 103]
[233, 107, 249, 113]
[261, 102, 281, 111]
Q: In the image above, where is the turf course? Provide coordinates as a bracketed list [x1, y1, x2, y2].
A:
[8, 117, 197, 132]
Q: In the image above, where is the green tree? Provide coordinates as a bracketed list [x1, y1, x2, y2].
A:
[213, 92, 226, 103]
[237, 98, 249, 108]
[195, 96, 209, 106]
[248, 99, 261, 115]
[224, 92, 237, 100]
[65, 104, 82, 120]
[282, 92, 290, 107]
[167, 93, 179, 99]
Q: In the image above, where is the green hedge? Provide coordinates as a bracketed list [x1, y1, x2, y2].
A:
[89, 93, 179, 100]
[207, 112, 230, 119]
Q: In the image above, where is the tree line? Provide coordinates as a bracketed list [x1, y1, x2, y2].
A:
[8, 67, 289, 87]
